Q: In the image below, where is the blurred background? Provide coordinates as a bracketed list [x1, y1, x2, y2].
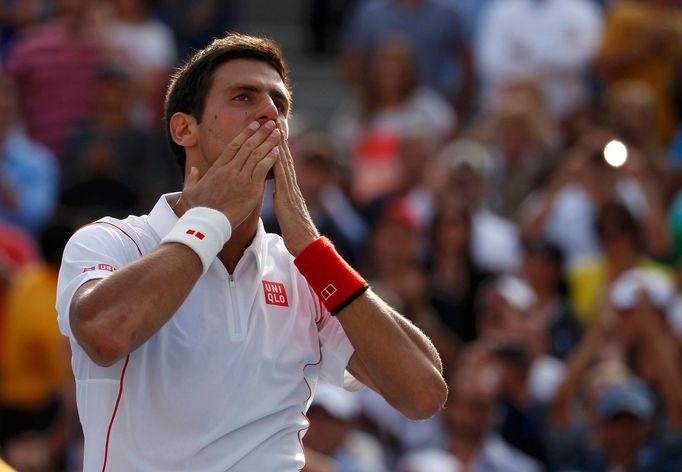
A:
[2, 0, 682, 470]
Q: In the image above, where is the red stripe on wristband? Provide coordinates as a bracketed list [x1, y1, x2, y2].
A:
[294, 237, 367, 315]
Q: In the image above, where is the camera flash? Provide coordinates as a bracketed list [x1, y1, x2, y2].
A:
[603, 139, 628, 168]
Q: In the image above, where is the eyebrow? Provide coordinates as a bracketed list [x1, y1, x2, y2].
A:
[225, 83, 291, 110]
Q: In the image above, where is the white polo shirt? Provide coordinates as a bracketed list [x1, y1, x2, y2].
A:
[56, 193, 359, 471]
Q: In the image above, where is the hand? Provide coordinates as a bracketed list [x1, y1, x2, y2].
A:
[178, 121, 280, 228]
[272, 135, 319, 256]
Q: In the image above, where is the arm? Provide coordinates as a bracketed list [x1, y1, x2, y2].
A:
[342, 292, 447, 420]
[635, 300, 682, 428]
[273, 138, 447, 420]
[550, 308, 612, 427]
[69, 121, 281, 366]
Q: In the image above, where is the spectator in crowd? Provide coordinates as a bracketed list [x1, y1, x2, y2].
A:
[340, 0, 474, 113]
[603, 80, 666, 176]
[438, 138, 522, 273]
[155, 0, 241, 61]
[550, 268, 682, 471]
[4, 0, 106, 158]
[471, 85, 560, 219]
[595, 0, 682, 143]
[569, 202, 673, 325]
[103, 0, 177, 127]
[521, 239, 583, 360]
[303, 382, 386, 472]
[398, 344, 542, 472]
[0, 76, 58, 233]
[426, 191, 491, 344]
[476, 275, 565, 466]
[520, 127, 670, 267]
[475, 0, 602, 118]
[59, 61, 178, 219]
[331, 36, 456, 204]
[362, 129, 444, 234]
[0, 217, 79, 469]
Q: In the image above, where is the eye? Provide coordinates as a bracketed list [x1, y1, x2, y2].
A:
[275, 100, 289, 116]
[233, 93, 250, 101]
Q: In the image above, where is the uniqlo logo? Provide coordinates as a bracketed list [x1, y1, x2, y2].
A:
[262, 280, 288, 307]
[83, 264, 117, 273]
[321, 284, 337, 301]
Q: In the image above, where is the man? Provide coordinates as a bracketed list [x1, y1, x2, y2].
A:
[55, 33, 447, 471]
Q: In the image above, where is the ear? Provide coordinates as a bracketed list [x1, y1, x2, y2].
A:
[169, 112, 198, 149]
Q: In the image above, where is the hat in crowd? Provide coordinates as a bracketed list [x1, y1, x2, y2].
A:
[311, 382, 360, 421]
[597, 379, 655, 421]
[438, 138, 494, 177]
[609, 268, 675, 311]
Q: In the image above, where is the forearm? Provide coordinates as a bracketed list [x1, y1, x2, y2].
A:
[641, 329, 682, 427]
[339, 290, 447, 420]
[551, 326, 602, 425]
[71, 243, 202, 365]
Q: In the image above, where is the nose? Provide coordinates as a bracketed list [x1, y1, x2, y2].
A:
[256, 95, 279, 125]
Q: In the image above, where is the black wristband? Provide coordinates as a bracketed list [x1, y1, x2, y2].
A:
[330, 284, 369, 316]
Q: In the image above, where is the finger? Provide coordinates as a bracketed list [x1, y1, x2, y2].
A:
[278, 137, 297, 180]
[212, 120, 262, 168]
[239, 127, 280, 174]
[183, 166, 202, 191]
[252, 147, 280, 182]
[228, 120, 278, 171]
[272, 151, 289, 198]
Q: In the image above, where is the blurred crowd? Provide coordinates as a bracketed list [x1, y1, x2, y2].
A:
[1, 0, 682, 471]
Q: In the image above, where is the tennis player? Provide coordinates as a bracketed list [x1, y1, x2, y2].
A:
[56, 33, 447, 471]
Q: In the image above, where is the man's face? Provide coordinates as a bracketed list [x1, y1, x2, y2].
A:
[193, 59, 290, 172]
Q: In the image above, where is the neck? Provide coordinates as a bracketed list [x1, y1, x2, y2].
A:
[217, 211, 260, 273]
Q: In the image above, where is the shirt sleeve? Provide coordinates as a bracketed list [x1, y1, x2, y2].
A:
[55, 220, 143, 338]
[315, 300, 364, 391]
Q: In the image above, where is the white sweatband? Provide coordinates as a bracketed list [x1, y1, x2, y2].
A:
[161, 207, 232, 274]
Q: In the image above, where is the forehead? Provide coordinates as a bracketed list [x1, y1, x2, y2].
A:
[210, 59, 289, 100]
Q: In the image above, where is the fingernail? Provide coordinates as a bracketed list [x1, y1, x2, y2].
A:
[272, 147, 280, 156]
[264, 120, 276, 130]
[270, 129, 280, 138]
[248, 121, 260, 130]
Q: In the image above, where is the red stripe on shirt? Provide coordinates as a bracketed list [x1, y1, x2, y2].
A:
[75, 220, 143, 470]
[297, 344, 323, 471]
[102, 354, 129, 472]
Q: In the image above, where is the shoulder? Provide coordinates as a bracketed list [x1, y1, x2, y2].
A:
[67, 214, 152, 260]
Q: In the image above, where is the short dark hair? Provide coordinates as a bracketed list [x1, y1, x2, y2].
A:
[164, 33, 290, 172]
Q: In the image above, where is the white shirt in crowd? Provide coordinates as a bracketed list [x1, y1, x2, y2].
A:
[476, 0, 603, 117]
[56, 193, 360, 471]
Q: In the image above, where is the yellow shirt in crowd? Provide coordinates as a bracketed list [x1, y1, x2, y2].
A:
[0, 263, 70, 410]
[569, 257, 674, 326]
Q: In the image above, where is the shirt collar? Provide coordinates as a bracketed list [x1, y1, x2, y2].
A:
[147, 192, 267, 272]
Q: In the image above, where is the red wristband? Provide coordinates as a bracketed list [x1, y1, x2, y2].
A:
[294, 237, 368, 315]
